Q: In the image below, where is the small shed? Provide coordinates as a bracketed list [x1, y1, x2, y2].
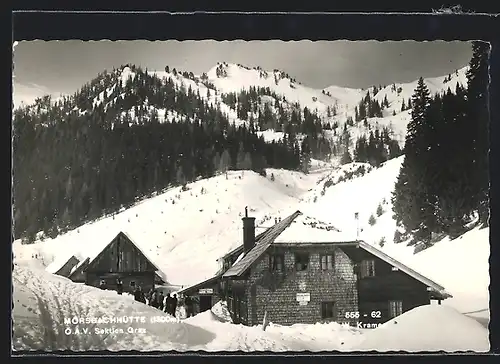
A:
[177, 274, 223, 314]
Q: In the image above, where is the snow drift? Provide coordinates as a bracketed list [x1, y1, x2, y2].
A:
[354, 305, 489, 352]
[12, 262, 216, 352]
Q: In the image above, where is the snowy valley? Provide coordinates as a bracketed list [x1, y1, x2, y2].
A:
[12, 53, 490, 353]
[13, 156, 490, 352]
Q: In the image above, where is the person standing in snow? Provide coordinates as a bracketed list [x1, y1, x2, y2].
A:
[150, 289, 159, 308]
[134, 286, 146, 303]
[133, 286, 142, 302]
[147, 288, 155, 306]
[116, 278, 123, 295]
[138, 287, 146, 303]
[172, 294, 178, 317]
[157, 291, 165, 311]
[184, 294, 194, 318]
[165, 293, 173, 315]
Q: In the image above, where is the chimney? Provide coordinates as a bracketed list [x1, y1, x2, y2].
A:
[242, 207, 256, 254]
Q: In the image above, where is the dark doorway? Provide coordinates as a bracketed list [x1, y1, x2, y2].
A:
[199, 295, 212, 312]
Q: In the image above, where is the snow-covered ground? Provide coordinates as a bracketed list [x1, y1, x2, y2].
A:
[13, 53, 487, 352]
[13, 154, 490, 352]
[354, 305, 489, 352]
[13, 262, 216, 351]
[13, 262, 488, 352]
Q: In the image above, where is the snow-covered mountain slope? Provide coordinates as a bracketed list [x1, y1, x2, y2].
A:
[373, 66, 468, 115]
[300, 156, 403, 242]
[207, 62, 344, 115]
[13, 169, 320, 287]
[392, 225, 490, 318]
[15, 62, 469, 165]
[299, 155, 489, 318]
[322, 85, 366, 111]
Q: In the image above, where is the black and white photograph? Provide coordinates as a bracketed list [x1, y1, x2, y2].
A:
[12, 39, 490, 352]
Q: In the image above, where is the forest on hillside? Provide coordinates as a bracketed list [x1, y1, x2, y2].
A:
[12, 68, 310, 243]
[392, 41, 490, 248]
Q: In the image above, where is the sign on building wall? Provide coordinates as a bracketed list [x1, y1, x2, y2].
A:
[296, 292, 310, 303]
[199, 288, 214, 295]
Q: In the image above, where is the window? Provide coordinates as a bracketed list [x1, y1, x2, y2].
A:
[360, 259, 376, 278]
[389, 300, 403, 318]
[295, 252, 309, 271]
[269, 254, 284, 272]
[130, 281, 136, 288]
[321, 301, 336, 319]
[320, 254, 334, 270]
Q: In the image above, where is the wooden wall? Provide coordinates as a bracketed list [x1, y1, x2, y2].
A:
[356, 250, 430, 326]
[86, 271, 155, 293]
[86, 233, 157, 274]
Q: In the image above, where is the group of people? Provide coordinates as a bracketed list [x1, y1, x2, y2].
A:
[133, 285, 147, 303]
[100, 277, 197, 319]
[135, 287, 195, 318]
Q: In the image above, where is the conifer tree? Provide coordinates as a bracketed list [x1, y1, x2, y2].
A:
[466, 41, 490, 225]
[392, 77, 436, 243]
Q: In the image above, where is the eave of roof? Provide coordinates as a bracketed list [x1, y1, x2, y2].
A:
[357, 240, 452, 299]
[219, 213, 452, 300]
[177, 274, 222, 295]
[219, 225, 274, 261]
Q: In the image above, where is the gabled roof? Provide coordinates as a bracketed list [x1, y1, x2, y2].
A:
[219, 225, 275, 262]
[53, 255, 80, 277]
[223, 210, 302, 278]
[68, 257, 90, 280]
[47, 254, 78, 275]
[220, 210, 452, 300]
[357, 240, 452, 299]
[85, 231, 167, 281]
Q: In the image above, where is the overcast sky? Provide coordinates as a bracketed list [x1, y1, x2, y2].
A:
[13, 40, 472, 105]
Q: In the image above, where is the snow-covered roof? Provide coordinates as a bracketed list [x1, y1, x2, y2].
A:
[273, 214, 353, 243]
[358, 240, 452, 299]
[69, 257, 89, 276]
[49, 230, 167, 281]
[223, 211, 302, 278]
[222, 211, 452, 300]
[45, 251, 79, 274]
[84, 231, 167, 281]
